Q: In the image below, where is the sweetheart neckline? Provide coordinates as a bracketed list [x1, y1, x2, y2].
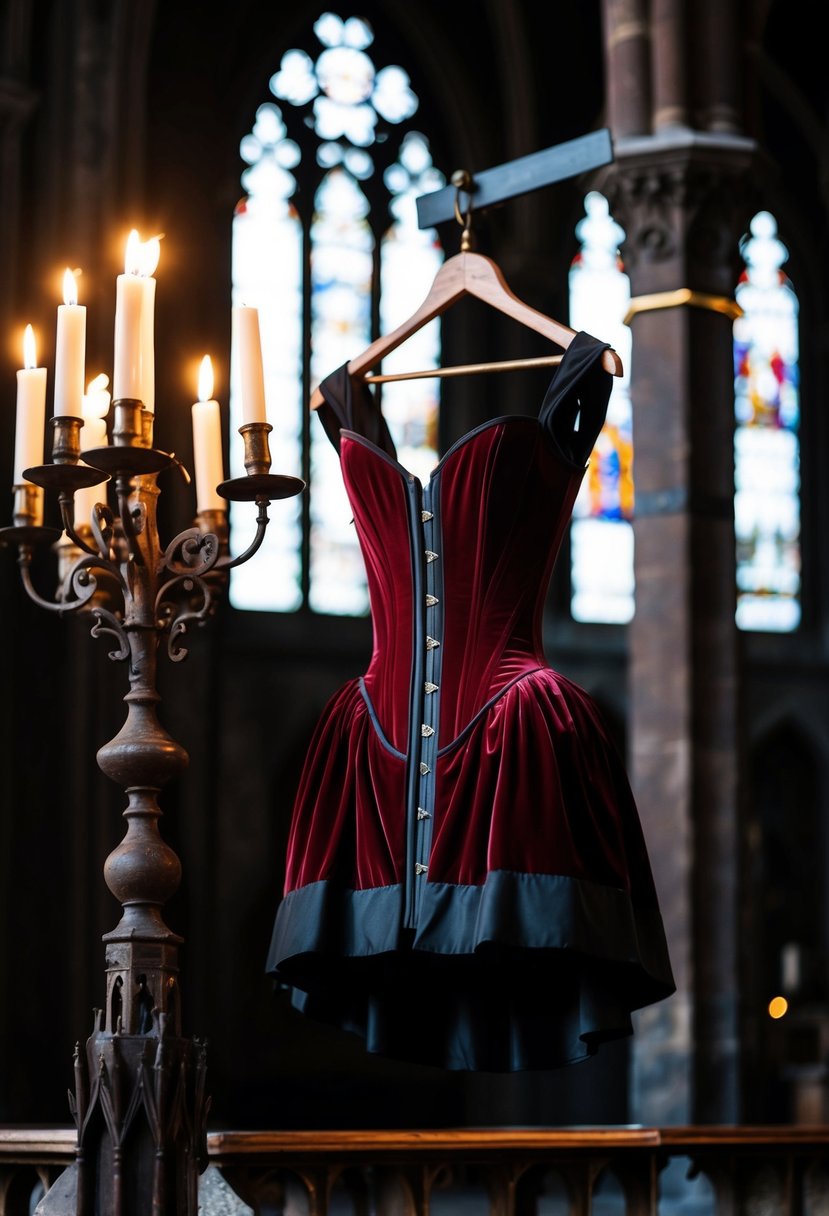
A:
[339, 413, 586, 489]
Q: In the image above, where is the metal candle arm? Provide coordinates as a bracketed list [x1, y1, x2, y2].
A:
[216, 497, 270, 570]
[58, 491, 104, 557]
[2, 415, 301, 634]
[0, 403, 304, 1215]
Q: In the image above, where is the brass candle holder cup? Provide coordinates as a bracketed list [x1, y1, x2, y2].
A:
[50, 415, 84, 464]
[218, 420, 304, 505]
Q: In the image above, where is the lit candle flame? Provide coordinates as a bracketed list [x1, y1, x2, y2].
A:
[83, 372, 111, 420]
[125, 229, 161, 277]
[63, 267, 79, 306]
[125, 228, 142, 275]
[141, 235, 161, 277]
[86, 373, 109, 395]
[23, 323, 37, 369]
[198, 355, 214, 402]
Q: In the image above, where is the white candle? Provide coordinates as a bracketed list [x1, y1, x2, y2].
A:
[74, 425, 109, 528]
[114, 231, 143, 401]
[232, 305, 267, 423]
[140, 269, 157, 413]
[53, 268, 86, 418]
[138, 235, 160, 412]
[113, 230, 160, 406]
[74, 378, 111, 527]
[13, 325, 47, 483]
[191, 355, 225, 512]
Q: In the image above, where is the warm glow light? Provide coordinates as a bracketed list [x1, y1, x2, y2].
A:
[198, 355, 214, 403]
[63, 267, 79, 306]
[124, 229, 161, 277]
[23, 324, 37, 370]
[83, 372, 111, 420]
[86, 373, 109, 395]
[141, 235, 161, 277]
[768, 995, 789, 1019]
[124, 228, 142, 275]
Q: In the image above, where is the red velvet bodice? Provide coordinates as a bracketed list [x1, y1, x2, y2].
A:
[343, 415, 583, 756]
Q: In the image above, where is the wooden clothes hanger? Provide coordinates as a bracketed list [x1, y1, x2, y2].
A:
[309, 171, 623, 411]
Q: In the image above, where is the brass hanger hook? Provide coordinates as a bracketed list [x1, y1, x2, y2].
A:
[451, 169, 475, 252]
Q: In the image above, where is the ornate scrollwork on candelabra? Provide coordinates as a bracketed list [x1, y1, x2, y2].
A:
[1, 404, 303, 1216]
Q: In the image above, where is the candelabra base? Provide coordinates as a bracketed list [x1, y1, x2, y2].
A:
[37, 1019, 209, 1215]
[2, 406, 307, 1216]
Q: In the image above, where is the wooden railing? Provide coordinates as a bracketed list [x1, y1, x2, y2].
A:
[2, 1125, 829, 1214]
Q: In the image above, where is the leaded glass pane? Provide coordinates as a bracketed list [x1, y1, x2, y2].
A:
[734, 211, 801, 632]
[308, 169, 374, 615]
[229, 177, 303, 612]
[568, 192, 635, 624]
[380, 133, 443, 482]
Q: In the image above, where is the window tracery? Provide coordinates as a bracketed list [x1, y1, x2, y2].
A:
[230, 12, 444, 614]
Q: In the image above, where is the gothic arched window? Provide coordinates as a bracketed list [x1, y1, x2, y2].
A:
[229, 12, 444, 614]
[733, 211, 801, 632]
[567, 191, 635, 624]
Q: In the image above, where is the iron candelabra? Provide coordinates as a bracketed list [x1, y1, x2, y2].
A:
[1, 401, 303, 1215]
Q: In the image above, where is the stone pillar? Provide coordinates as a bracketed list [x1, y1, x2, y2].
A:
[651, 0, 689, 130]
[600, 133, 757, 1123]
[603, 0, 651, 138]
[693, 0, 741, 135]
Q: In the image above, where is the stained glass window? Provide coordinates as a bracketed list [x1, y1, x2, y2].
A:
[568, 192, 635, 624]
[308, 168, 374, 614]
[229, 12, 444, 614]
[230, 105, 304, 613]
[379, 132, 443, 485]
[733, 211, 801, 632]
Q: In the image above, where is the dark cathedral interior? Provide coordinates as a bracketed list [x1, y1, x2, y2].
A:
[2, 0, 829, 1212]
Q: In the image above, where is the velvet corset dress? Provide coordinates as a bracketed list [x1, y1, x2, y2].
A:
[267, 331, 675, 1072]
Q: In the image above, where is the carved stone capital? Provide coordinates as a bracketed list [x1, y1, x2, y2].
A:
[595, 131, 760, 294]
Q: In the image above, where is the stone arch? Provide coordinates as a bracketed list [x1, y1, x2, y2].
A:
[591, 1165, 626, 1216]
[658, 1156, 717, 1216]
[528, 1166, 571, 1216]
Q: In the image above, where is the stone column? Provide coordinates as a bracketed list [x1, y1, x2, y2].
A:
[600, 133, 757, 1123]
[650, 0, 689, 131]
[693, 0, 742, 135]
[603, 0, 651, 138]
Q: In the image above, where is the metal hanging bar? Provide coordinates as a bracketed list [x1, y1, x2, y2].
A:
[415, 128, 614, 230]
[365, 354, 565, 383]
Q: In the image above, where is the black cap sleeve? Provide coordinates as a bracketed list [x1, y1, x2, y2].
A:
[538, 331, 614, 467]
[316, 364, 398, 460]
